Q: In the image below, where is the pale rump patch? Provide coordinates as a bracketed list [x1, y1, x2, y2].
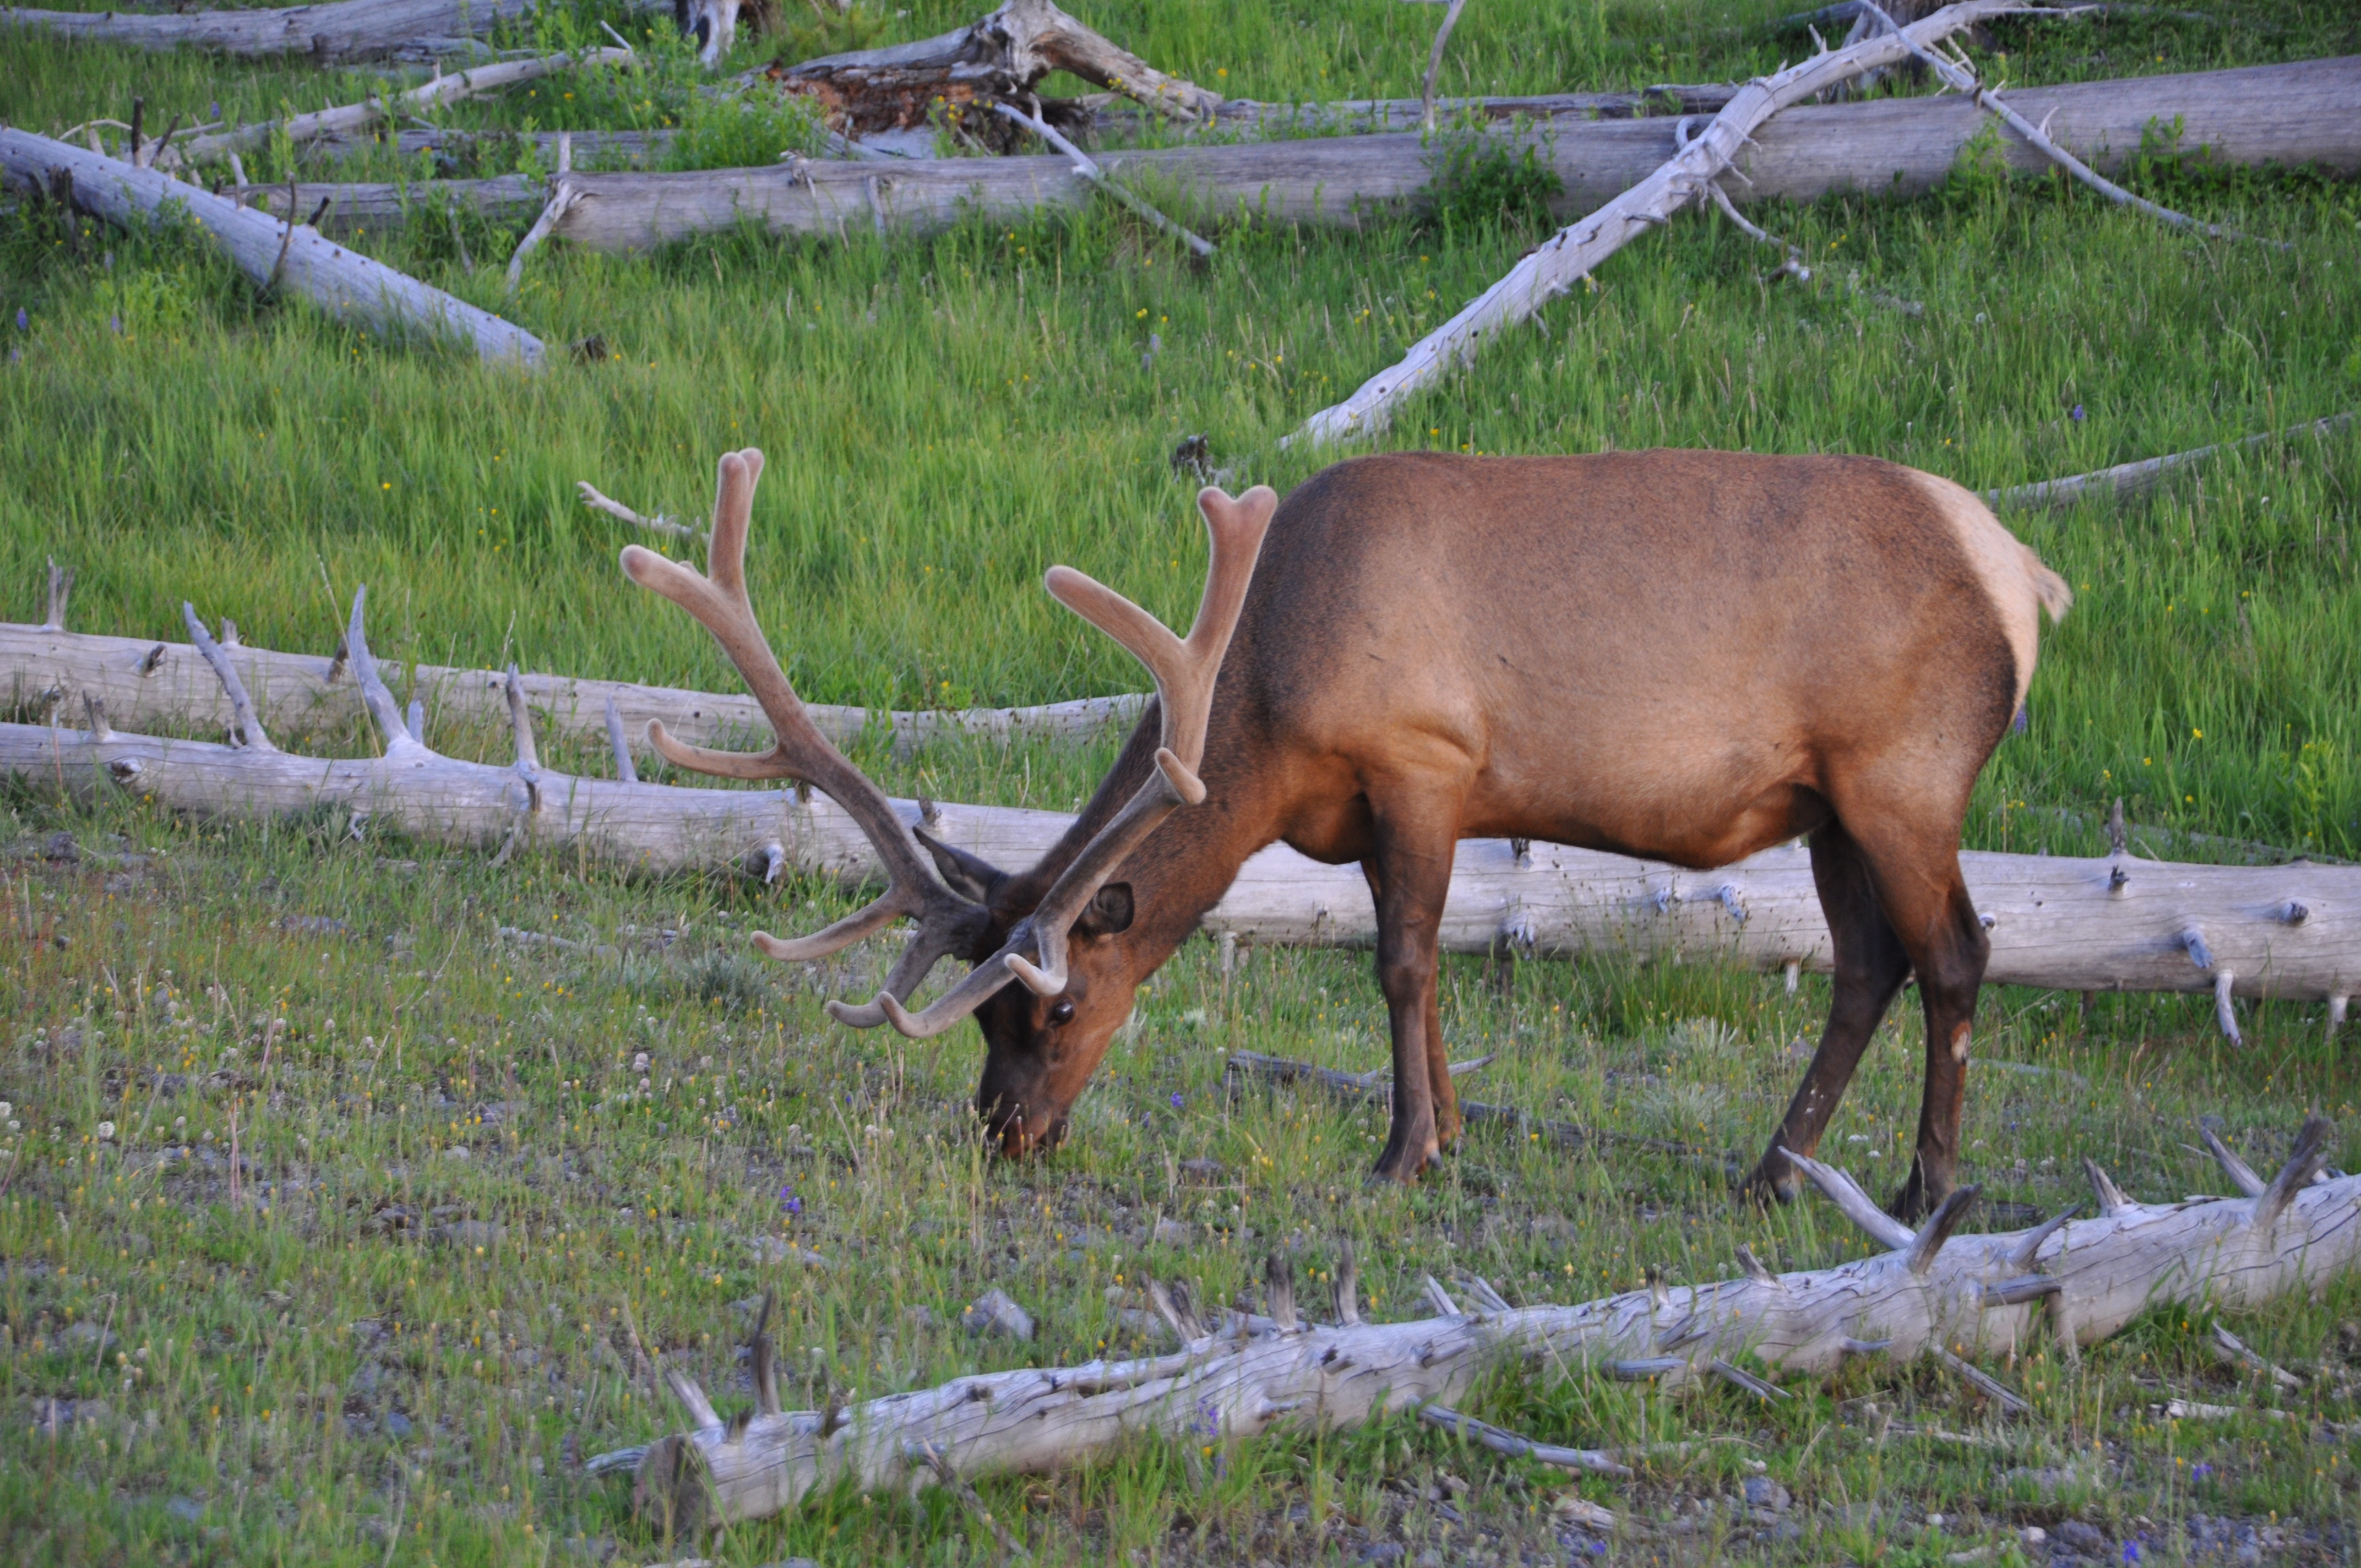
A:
[1950, 1022, 1973, 1063]
[1908, 471, 2072, 712]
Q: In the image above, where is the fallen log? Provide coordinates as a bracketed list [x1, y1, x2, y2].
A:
[0, 0, 542, 62]
[197, 56, 2361, 249]
[1985, 411, 2354, 513]
[0, 619, 1146, 754]
[0, 130, 542, 367]
[6, 600, 2354, 1029]
[598, 1118, 2359, 1534]
[168, 47, 633, 170]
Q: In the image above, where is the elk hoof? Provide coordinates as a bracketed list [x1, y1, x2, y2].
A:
[1366, 1139, 1443, 1186]
[1884, 1161, 1941, 1224]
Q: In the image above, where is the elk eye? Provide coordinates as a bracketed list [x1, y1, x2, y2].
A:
[1047, 999, 1075, 1026]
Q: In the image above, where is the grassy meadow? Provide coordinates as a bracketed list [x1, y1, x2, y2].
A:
[3, 0, 2361, 1561]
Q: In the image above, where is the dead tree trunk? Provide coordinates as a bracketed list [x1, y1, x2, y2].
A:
[5, 612, 2353, 1026]
[0, 130, 543, 367]
[0, 620, 1145, 754]
[167, 48, 632, 170]
[199, 57, 2361, 251]
[0, 0, 544, 62]
[600, 1121, 2357, 1535]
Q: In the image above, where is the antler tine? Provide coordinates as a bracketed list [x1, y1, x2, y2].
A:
[1044, 486, 1278, 771]
[1001, 486, 1277, 1000]
[619, 448, 983, 1010]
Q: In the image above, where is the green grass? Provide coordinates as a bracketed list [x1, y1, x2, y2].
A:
[2, 0, 2360, 1560]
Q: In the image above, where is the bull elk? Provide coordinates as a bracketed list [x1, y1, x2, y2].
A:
[627, 446, 2069, 1219]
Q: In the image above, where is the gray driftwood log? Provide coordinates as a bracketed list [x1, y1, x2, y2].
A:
[0, 0, 543, 61]
[167, 47, 632, 170]
[0, 620, 1145, 755]
[195, 57, 2361, 248]
[0, 130, 543, 367]
[600, 1119, 2358, 1533]
[4, 596, 2353, 1031]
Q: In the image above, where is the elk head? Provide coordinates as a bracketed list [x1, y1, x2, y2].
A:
[621, 448, 1274, 1156]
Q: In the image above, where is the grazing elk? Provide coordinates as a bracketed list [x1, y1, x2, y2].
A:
[628, 446, 2068, 1220]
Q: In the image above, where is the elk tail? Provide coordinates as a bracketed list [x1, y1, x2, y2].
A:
[2026, 550, 2072, 624]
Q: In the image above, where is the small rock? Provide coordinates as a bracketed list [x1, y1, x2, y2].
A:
[744, 1236, 830, 1268]
[62, 1320, 118, 1352]
[1177, 1157, 1225, 1182]
[903, 1304, 939, 1330]
[348, 1319, 388, 1348]
[1151, 1216, 1192, 1244]
[383, 1410, 414, 1437]
[2021, 1527, 2048, 1547]
[962, 1288, 1034, 1342]
[165, 1497, 204, 1524]
[1356, 1545, 1405, 1565]
[443, 1144, 471, 1161]
[2057, 1520, 2107, 1552]
[751, 1560, 823, 1568]
[1552, 1494, 1617, 1531]
[1741, 1474, 1792, 1514]
[428, 1219, 505, 1249]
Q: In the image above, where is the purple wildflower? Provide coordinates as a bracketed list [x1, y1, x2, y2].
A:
[109, 314, 122, 335]
[2070, 403, 2086, 421]
[2123, 1544, 2142, 1563]
[1170, 1092, 1184, 1109]
[13, 308, 25, 331]
[779, 1186, 802, 1215]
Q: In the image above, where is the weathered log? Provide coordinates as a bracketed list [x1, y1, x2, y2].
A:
[167, 48, 632, 170]
[6, 618, 2354, 1023]
[1289, 0, 2021, 444]
[1985, 411, 2355, 513]
[0, 130, 542, 367]
[0, 620, 1146, 754]
[596, 1120, 2361, 1533]
[0, 0, 542, 62]
[203, 56, 2361, 251]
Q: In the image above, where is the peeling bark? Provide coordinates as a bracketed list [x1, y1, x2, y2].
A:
[754, 0, 1221, 139]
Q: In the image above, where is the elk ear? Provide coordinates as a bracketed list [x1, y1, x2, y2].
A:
[1074, 883, 1134, 938]
[915, 828, 1004, 903]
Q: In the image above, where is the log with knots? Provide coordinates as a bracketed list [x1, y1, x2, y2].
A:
[1, 563, 2352, 1041]
[595, 1115, 2358, 1537]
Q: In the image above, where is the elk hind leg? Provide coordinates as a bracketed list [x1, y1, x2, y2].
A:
[1876, 856, 1989, 1223]
[1744, 818, 1911, 1206]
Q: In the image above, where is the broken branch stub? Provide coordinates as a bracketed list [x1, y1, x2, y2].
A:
[597, 1115, 2361, 1532]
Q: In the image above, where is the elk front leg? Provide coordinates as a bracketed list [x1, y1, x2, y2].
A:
[1362, 792, 1462, 1184]
[1744, 819, 1911, 1206]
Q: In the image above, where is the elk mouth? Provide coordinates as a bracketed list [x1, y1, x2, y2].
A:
[980, 1096, 1069, 1159]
